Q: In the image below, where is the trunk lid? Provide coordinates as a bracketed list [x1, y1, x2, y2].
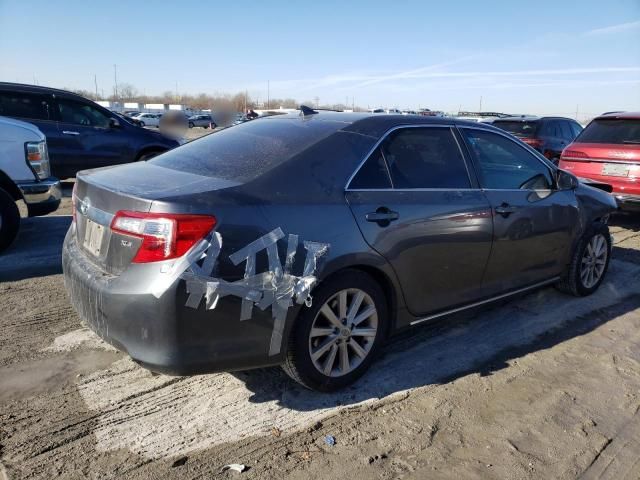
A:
[559, 142, 640, 195]
[74, 162, 238, 274]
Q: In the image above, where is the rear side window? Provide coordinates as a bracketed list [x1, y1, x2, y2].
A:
[559, 121, 574, 140]
[0, 92, 52, 121]
[577, 119, 640, 144]
[349, 148, 392, 189]
[152, 117, 346, 182]
[493, 120, 539, 137]
[380, 127, 470, 189]
[462, 129, 553, 190]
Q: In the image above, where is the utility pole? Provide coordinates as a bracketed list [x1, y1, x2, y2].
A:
[479, 96, 483, 112]
[175, 81, 179, 102]
[113, 64, 118, 101]
[575, 104, 579, 121]
[267, 80, 270, 109]
[94, 74, 99, 100]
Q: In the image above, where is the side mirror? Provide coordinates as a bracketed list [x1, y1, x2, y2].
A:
[109, 117, 121, 128]
[556, 169, 578, 190]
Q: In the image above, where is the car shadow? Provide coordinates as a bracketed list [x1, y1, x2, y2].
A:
[235, 261, 640, 412]
[610, 212, 640, 263]
[0, 215, 71, 282]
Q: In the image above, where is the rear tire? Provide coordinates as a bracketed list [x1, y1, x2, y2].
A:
[139, 121, 145, 127]
[282, 270, 388, 392]
[556, 223, 611, 296]
[0, 187, 20, 254]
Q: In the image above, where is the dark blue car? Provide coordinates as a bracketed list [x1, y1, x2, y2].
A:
[0, 83, 180, 179]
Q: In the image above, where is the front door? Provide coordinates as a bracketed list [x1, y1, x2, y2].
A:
[346, 126, 493, 318]
[459, 127, 579, 294]
[55, 98, 133, 177]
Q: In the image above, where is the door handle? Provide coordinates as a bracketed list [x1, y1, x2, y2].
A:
[494, 203, 518, 217]
[366, 208, 399, 225]
[62, 130, 80, 136]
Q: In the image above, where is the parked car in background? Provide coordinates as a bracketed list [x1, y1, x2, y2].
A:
[559, 111, 640, 211]
[493, 116, 583, 163]
[114, 111, 143, 127]
[0, 116, 61, 252]
[188, 114, 216, 128]
[0, 83, 180, 178]
[133, 112, 162, 127]
[63, 112, 616, 391]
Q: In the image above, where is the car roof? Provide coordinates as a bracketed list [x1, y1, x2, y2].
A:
[0, 81, 91, 102]
[252, 110, 509, 140]
[595, 111, 640, 120]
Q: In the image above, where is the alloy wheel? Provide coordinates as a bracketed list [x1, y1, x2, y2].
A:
[580, 233, 608, 288]
[308, 288, 378, 377]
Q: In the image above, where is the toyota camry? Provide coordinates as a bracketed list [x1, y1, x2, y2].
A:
[63, 110, 617, 391]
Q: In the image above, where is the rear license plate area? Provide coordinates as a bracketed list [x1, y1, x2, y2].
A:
[83, 218, 105, 257]
[602, 163, 630, 177]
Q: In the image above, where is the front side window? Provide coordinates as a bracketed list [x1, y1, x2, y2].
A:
[462, 129, 553, 190]
[379, 127, 471, 189]
[57, 99, 110, 128]
[0, 92, 51, 121]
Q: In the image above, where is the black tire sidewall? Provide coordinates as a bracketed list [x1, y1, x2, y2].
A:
[288, 270, 388, 391]
[0, 188, 20, 253]
[574, 225, 611, 296]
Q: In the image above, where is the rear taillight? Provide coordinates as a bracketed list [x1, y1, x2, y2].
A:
[521, 137, 542, 149]
[25, 140, 50, 179]
[111, 211, 216, 263]
[561, 150, 589, 159]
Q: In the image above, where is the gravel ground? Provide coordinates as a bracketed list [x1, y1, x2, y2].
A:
[0, 187, 639, 479]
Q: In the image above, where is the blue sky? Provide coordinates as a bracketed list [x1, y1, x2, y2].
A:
[1, 0, 639, 119]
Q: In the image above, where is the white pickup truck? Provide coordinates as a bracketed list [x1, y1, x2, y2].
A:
[0, 116, 61, 252]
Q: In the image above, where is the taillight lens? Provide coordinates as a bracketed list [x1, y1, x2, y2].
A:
[521, 137, 542, 149]
[561, 150, 589, 159]
[111, 211, 216, 263]
[25, 140, 50, 179]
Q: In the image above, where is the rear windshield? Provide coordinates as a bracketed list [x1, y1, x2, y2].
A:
[151, 117, 346, 181]
[576, 119, 640, 144]
[493, 120, 539, 137]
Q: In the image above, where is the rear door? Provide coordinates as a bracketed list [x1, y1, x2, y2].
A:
[459, 127, 579, 294]
[0, 89, 60, 168]
[346, 125, 493, 318]
[55, 98, 134, 176]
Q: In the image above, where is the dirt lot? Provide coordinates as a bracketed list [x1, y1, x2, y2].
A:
[1, 184, 639, 479]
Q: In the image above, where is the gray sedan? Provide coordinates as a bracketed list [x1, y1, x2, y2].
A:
[188, 114, 215, 128]
[63, 112, 616, 391]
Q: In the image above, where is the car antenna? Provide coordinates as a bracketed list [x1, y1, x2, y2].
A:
[299, 105, 318, 116]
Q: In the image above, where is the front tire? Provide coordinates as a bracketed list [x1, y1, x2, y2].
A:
[282, 270, 388, 391]
[0, 188, 20, 254]
[188, 122, 194, 128]
[556, 223, 611, 296]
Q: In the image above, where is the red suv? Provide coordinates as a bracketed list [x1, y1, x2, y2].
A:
[559, 112, 640, 211]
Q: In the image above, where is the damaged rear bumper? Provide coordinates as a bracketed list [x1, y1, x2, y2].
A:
[61, 227, 290, 374]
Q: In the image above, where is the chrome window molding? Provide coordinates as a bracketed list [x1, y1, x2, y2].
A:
[344, 123, 474, 192]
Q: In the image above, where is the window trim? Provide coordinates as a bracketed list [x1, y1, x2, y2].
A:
[457, 125, 558, 192]
[345, 124, 476, 191]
